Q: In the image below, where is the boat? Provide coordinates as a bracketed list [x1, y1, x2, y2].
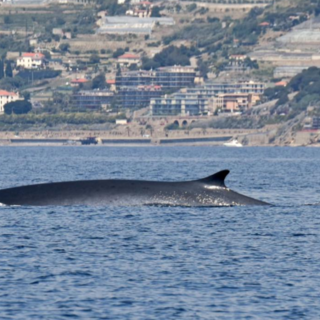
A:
[223, 139, 243, 147]
[80, 137, 98, 145]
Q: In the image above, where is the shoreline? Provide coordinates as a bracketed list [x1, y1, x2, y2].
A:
[0, 141, 314, 147]
[0, 128, 318, 147]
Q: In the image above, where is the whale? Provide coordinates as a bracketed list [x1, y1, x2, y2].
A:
[0, 170, 269, 207]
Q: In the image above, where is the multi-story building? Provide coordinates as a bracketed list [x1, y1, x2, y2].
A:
[119, 85, 162, 109]
[214, 93, 261, 113]
[0, 90, 21, 114]
[155, 66, 196, 88]
[186, 81, 265, 97]
[116, 70, 155, 87]
[73, 90, 114, 110]
[150, 93, 208, 116]
[150, 81, 264, 116]
[116, 66, 196, 89]
[16, 52, 45, 69]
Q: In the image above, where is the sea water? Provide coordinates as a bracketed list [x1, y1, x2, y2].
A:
[0, 146, 320, 319]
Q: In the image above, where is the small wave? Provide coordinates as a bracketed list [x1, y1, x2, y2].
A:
[0, 203, 21, 207]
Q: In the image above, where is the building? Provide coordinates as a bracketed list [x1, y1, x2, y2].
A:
[71, 78, 88, 87]
[186, 81, 265, 96]
[151, 93, 208, 116]
[97, 16, 175, 35]
[155, 66, 196, 89]
[214, 93, 260, 113]
[150, 80, 264, 116]
[16, 52, 45, 69]
[119, 85, 162, 109]
[73, 90, 114, 110]
[229, 55, 247, 61]
[274, 66, 308, 78]
[48, 58, 63, 70]
[0, 90, 21, 114]
[116, 70, 155, 87]
[117, 53, 140, 66]
[116, 66, 196, 89]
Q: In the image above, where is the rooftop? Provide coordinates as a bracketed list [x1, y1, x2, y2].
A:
[77, 90, 114, 96]
[118, 53, 140, 60]
[71, 78, 88, 83]
[275, 81, 288, 87]
[0, 90, 18, 96]
[21, 52, 45, 59]
[121, 85, 162, 91]
[157, 66, 195, 73]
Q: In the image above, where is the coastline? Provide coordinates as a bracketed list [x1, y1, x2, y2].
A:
[0, 128, 317, 147]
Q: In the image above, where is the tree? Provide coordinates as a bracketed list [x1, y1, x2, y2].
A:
[22, 91, 31, 101]
[4, 16, 12, 24]
[89, 54, 100, 64]
[59, 43, 70, 52]
[0, 60, 4, 80]
[4, 100, 32, 115]
[112, 48, 125, 58]
[42, 50, 51, 59]
[92, 73, 106, 89]
[5, 62, 13, 78]
[151, 6, 162, 17]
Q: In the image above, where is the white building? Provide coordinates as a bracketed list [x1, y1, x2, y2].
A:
[0, 90, 21, 114]
[16, 52, 45, 69]
[117, 53, 140, 66]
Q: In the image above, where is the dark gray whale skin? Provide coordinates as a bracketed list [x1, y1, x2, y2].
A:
[0, 170, 269, 207]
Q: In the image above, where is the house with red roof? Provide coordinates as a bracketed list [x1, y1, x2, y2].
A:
[117, 53, 141, 66]
[16, 52, 45, 69]
[71, 78, 88, 87]
[0, 90, 22, 114]
[275, 81, 287, 87]
[259, 22, 270, 27]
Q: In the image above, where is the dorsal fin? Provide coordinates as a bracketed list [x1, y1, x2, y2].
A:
[198, 170, 230, 187]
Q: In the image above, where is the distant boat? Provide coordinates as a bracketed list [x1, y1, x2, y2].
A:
[223, 139, 243, 147]
[80, 137, 98, 145]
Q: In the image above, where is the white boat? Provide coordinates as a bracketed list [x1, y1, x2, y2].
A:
[223, 139, 243, 147]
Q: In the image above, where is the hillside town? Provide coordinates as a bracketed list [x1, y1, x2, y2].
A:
[0, 0, 320, 146]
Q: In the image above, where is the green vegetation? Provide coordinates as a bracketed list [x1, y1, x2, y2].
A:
[0, 60, 4, 79]
[5, 61, 12, 78]
[142, 45, 200, 70]
[4, 100, 32, 115]
[95, 0, 129, 15]
[0, 112, 121, 130]
[263, 67, 320, 120]
[150, 6, 162, 17]
[0, 76, 26, 91]
[112, 48, 126, 58]
[17, 70, 61, 81]
[92, 73, 106, 90]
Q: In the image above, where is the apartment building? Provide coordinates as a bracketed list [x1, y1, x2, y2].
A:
[72, 90, 114, 110]
[116, 66, 196, 89]
[119, 85, 162, 109]
[150, 93, 208, 116]
[214, 93, 261, 113]
[155, 66, 196, 88]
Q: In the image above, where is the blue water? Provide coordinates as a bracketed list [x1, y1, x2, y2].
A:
[1, 146, 320, 319]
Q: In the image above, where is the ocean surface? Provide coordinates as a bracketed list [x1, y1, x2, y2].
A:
[1, 146, 320, 319]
